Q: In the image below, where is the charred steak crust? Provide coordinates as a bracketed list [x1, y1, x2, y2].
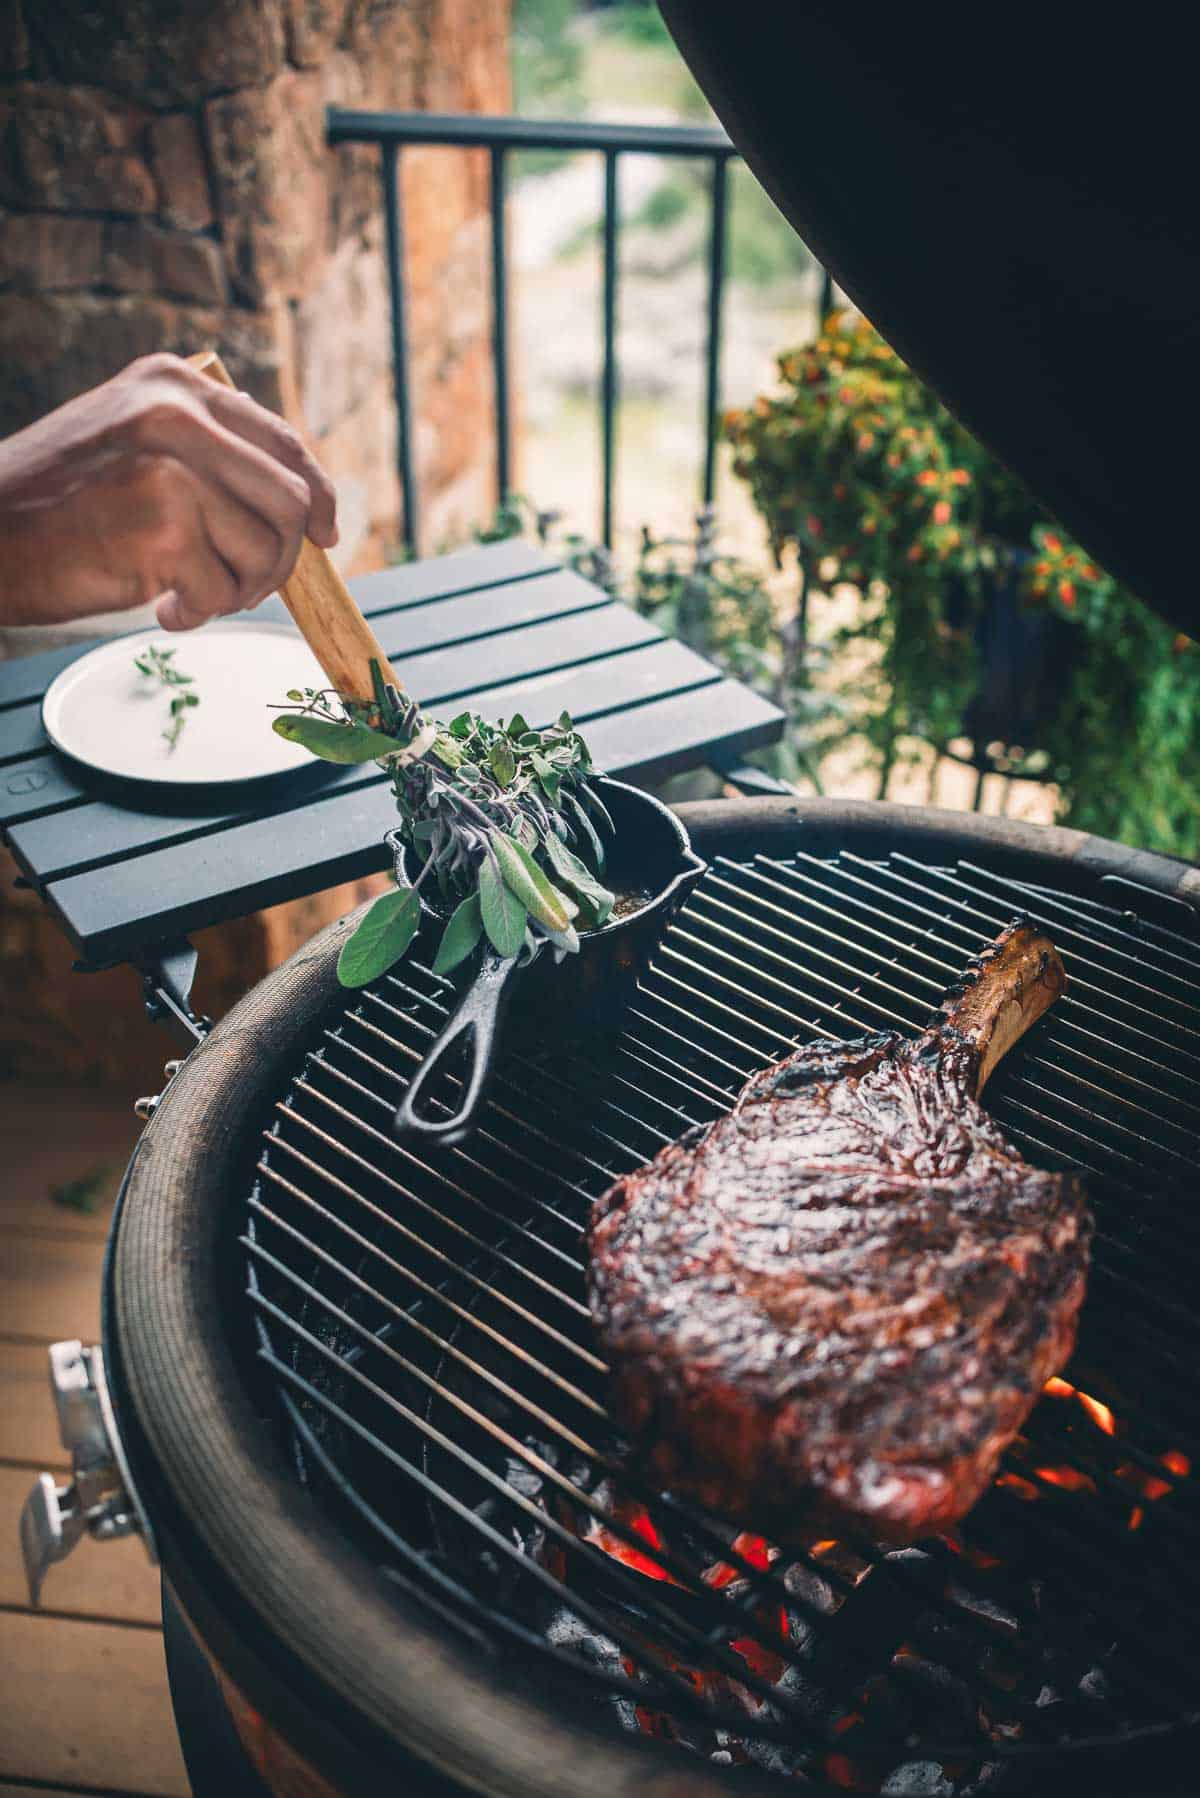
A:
[588, 928, 1092, 1542]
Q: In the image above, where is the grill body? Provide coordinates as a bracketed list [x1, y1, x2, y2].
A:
[105, 800, 1200, 1798]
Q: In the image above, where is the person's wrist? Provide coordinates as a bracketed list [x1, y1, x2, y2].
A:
[0, 449, 72, 627]
[0, 511, 52, 626]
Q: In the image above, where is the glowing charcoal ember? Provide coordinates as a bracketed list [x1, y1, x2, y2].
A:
[1041, 1373, 1116, 1437]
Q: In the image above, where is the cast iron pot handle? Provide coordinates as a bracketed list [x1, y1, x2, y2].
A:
[393, 951, 520, 1148]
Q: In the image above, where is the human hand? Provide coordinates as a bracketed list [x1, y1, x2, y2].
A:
[0, 353, 338, 631]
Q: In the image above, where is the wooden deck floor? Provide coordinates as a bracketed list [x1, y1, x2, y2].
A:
[1, 1086, 190, 1797]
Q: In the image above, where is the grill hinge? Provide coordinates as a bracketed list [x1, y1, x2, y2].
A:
[19, 1341, 158, 1607]
[137, 937, 211, 1043]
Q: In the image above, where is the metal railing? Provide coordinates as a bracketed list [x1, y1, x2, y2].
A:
[326, 108, 831, 556]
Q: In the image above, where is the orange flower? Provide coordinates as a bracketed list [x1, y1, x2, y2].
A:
[949, 468, 970, 486]
[1082, 562, 1098, 580]
[1043, 532, 1063, 554]
[933, 499, 951, 524]
[1058, 579, 1076, 606]
[916, 469, 939, 488]
[806, 515, 823, 539]
[906, 543, 924, 561]
[857, 432, 875, 451]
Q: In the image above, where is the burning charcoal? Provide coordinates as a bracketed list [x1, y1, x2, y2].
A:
[957, 1762, 1029, 1798]
[975, 1639, 1025, 1696]
[857, 1671, 913, 1740]
[883, 1547, 942, 1592]
[817, 1562, 915, 1681]
[544, 1603, 624, 1674]
[810, 1539, 873, 1584]
[741, 1731, 820, 1781]
[765, 1655, 839, 1729]
[880, 1761, 955, 1797]
[504, 1455, 546, 1500]
[1077, 1666, 1109, 1704]
[913, 1612, 988, 1674]
[944, 1583, 1021, 1640]
[891, 1652, 980, 1734]
[564, 1452, 595, 1490]
[783, 1558, 839, 1617]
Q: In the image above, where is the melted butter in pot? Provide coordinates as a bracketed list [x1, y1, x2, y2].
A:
[609, 887, 655, 921]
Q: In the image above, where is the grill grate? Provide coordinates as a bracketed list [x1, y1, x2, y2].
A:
[244, 849, 1200, 1789]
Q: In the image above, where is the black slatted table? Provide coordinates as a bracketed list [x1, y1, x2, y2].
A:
[0, 541, 783, 991]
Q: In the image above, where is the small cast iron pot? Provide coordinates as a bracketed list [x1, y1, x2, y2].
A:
[392, 777, 705, 1147]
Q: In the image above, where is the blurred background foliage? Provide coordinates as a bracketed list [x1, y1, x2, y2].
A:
[500, 2, 1199, 857]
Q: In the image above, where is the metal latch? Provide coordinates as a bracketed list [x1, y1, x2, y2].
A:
[19, 1341, 157, 1606]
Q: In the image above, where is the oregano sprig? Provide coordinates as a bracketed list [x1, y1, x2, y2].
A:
[271, 670, 614, 987]
[134, 643, 200, 751]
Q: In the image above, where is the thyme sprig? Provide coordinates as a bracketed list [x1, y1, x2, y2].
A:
[271, 666, 614, 987]
[134, 643, 199, 751]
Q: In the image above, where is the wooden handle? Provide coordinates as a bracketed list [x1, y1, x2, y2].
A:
[187, 350, 403, 705]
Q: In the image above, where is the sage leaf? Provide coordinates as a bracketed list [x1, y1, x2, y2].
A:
[506, 712, 530, 738]
[581, 782, 615, 838]
[337, 887, 420, 987]
[274, 714, 407, 765]
[566, 791, 605, 868]
[490, 738, 517, 786]
[432, 891, 484, 975]
[492, 833, 576, 933]
[431, 734, 464, 769]
[448, 712, 472, 738]
[480, 856, 527, 957]
[543, 832, 614, 924]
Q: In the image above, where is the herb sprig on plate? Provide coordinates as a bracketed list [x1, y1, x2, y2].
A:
[272, 666, 615, 988]
[134, 643, 200, 751]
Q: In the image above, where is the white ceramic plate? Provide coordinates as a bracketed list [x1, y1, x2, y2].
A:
[42, 619, 328, 787]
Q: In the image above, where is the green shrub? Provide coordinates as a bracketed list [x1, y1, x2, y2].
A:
[725, 311, 1200, 856]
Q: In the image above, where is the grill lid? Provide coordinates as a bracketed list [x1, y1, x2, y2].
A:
[658, 3, 1200, 642]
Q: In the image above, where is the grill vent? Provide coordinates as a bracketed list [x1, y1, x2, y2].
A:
[245, 851, 1200, 1786]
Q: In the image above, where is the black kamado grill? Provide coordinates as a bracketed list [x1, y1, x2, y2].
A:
[92, 801, 1199, 1798]
[19, 6, 1200, 1795]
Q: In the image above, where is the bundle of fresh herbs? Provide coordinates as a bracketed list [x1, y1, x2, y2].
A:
[272, 666, 615, 989]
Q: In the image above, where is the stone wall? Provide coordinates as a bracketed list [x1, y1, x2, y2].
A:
[0, 0, 509, 1083]
[0, 0, 510, 567]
